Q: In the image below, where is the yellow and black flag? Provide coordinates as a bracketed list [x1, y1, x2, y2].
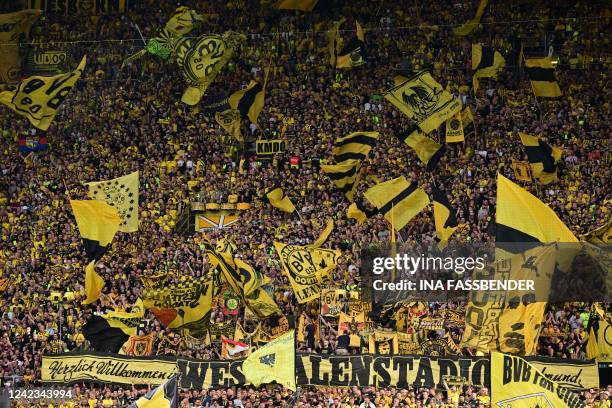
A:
[86, 171, 139, 233]
[175, 31, 245, 105]
[581, 218, 612, 245]
[101, 298, 145, 336]
[432, 187, 458, 244]
[70, 200, 121, 305]
[0, 9, 41, 84]
[586, 303, 612, 362]
[263, 187, 296, 213]
[215, 109, 243, 142]
[82, 315, 130, 353]
[385, 71, 462, 134]
[228, 80, 266, 124]
[274, 242, 340, 303]
[0, 56, 86, 130]
[321, 159, 362, 201]
[524, 58, 562, 98]
[272, 0, 327, 12]
[164, 7, 203, 37]
[396, 126, 446, 170]
[347, 201, 378, 224]
[496, 173, 577, 250]
[364, 176, 430, 231]
[334, 21, 366, 69]
[511, 159, 532, 182]
[204, 242, 280, 319]
[518, 132, 562, 184]
[445, 106, 475, 143]
[243, 330, 296, 391]
[129, 375, 178, 408]
[331, 131, 379, 163]
[462, 245, 556, 355]
[472, 44, 505, 92]
[142, 276, 214, 336]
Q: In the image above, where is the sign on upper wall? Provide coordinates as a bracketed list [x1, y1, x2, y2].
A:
[23, 0, 129, 14]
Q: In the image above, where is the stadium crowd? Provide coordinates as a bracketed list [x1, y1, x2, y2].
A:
[0, 0, 610, 406]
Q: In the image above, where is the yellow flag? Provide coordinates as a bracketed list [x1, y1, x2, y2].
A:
[228, 80, 266, 124]
[321, 159, 362, 201]
[0, 9, 41, 83]
[164, 7, 203, 36]
[432, 187, 458, 243]
[369, 330, 399, 354]
[204, 241, 280, 319]
[101, 298, 145, 336]
[0, 56, 86, 130]
[511, 159, 532, 182]
[581, 217, 612, 244]
[70, 200, 121, 305]
[309, 218, 333, 248]
[215, 109, 242, 142]
[461, 245, 557, 355]
[132, 375, 178, 407]
[86, 171, 139, 233]
[472, 44, 505, 92]
[525, 58, 562, 98]
[272, 0, 320, 11]
[586, 303, 612, 362]
[496, 173, 577, 245]
[243, 330, 296, 391]
[84, 261, 104, 305]
[492, 352, 584, 407]
[347, 202, 367, 224]
[385, 71, 462, 134]
[263, 187, 296, 213]
[176, 32, 244, 105]
[518, 132, 562, 184]
[364, 176, 430, 231]
[445, 111, 464, 143]
[142, 276, 214, 335]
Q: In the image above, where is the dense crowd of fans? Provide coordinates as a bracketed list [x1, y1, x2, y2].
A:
[0, 0, 610, 406]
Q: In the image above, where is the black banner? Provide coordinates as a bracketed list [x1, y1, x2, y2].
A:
[178, 353, 489, 389]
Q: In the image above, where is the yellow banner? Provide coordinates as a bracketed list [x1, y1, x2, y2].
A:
[42, 353, 176, 385]
[492, 352, 584, 408]
[528, 358, 599, 390]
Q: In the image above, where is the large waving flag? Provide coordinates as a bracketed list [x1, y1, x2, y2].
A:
[243, 330, 296, 391]
[129, 375, 178, 408]
[70, 200, 121, 305]
[0, 56, 86, 130]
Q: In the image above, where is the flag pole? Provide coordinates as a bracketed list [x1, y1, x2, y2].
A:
[62, 178, 73, 200]
[390, 203, 397, 283]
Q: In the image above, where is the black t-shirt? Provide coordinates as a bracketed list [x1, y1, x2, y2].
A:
[337, 334, 350, 349]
